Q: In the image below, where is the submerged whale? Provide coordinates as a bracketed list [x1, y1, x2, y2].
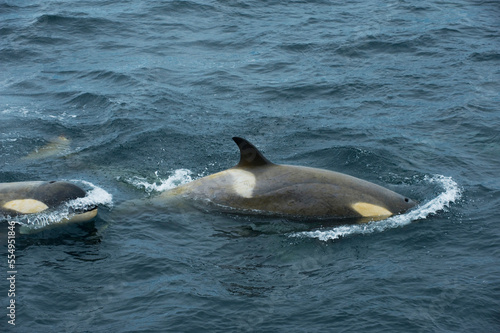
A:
[22, 135, 71, 160]
[161, 137, 417, 220]
[0, 181, 98, 232]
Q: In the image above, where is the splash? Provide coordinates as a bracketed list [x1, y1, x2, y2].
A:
[13, 180, 113, 234]
[71, 180, 113, 208]
[290, 175, 462, 241]
[123, 169, 194, 193]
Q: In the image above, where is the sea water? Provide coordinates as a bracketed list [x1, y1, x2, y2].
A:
[1, 0, 499, 331]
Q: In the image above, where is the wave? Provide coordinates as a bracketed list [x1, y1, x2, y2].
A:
[1, 104, 79, 123]
[12, 180, 113, 234]
[65, 91, 112, 108]
[121, 169, 194, 194]
[34, 14, 117, 34]
[289, 175, 462, 241]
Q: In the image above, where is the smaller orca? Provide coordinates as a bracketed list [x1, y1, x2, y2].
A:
[22, 135, 71, 160]
[0, 181, 98, 232]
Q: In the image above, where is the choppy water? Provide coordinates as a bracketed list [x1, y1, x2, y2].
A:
[1, 0, 500, 331]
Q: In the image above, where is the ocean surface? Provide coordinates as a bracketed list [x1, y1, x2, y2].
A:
[1, 0, 500, 331]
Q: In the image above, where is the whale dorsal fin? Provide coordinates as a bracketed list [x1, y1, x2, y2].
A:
[233, 137, 274, 168]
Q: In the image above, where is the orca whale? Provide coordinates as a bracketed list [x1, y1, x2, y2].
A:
[161, 137, 417, 220]
[0, 181, 98, 232]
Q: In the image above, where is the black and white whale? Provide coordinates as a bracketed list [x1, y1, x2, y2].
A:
[160, 137, 417, 220]
[0, 181, 98, 231]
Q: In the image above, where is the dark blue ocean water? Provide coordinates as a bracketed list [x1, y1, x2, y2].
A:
[1, 0, 500, 331]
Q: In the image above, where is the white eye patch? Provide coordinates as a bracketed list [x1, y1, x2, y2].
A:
[3, 199, 49, 214]
[351, 202, 392, 217]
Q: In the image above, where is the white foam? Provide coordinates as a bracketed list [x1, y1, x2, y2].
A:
[1, 106, 78, 120]
[123, 169, 194, 193]
[72, 180, 113, 208]
[290, 175, 462, 241]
